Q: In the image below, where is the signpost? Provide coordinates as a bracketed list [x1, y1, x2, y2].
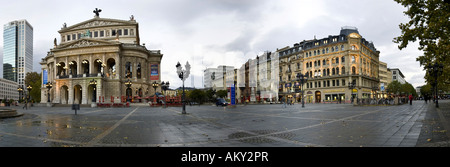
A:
[72, 104, 80, 115]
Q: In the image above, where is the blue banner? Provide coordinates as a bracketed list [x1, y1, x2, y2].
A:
[43, 70, 48, 84]
[231, 84, 235, 105]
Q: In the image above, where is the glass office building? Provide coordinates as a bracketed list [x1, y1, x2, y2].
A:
[3, 20, 33, 89]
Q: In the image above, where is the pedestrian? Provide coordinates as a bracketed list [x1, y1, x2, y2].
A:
[409, 94, 413, 105]
[23, 100, 27, 110]
[281, 96, 286, 108]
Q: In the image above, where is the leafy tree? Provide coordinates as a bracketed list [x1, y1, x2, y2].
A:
[420, 84, 433, 96]
[216, 90, 228, 98]
[393, 0, 450, 90]
[188, 89, 206, 104]
[387, 80, 402, 95]
[400, 82, 417, 97]
[205, 89, 215, 102]
[24, 72, 41, 103]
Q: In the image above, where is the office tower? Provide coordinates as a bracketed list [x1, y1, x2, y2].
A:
[3, 19, 33, 89]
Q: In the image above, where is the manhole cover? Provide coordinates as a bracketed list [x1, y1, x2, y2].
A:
[228, 129, 295, 143]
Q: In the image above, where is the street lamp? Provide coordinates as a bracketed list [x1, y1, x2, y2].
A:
[26, 85, 32, 103]
[348, 80, 356, 105]
[45, 82, 52, 103]
[176, 61, 191, 114]
[371, 86, 378, 102]
[89, 79, 97, 103]
[426, 62, 444, 108]
[152, 81, 159, 95]
[17, 86, 23, 102]
[161, 81, 170, 94]
[296, 73, 308, 108]
[125, 79, 132, 102]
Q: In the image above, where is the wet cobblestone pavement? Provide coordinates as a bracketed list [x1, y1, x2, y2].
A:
[0, 100, 449, 147]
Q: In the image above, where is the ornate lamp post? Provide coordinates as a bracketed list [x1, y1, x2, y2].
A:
[125, 79, 132, 102]
[348, 81, 356, 105]
[296, 73, 308, 108]
[161, 81, 170, 95]
[82, 60, 89, 75]
[152, 81, 159, 95]
[371, 86, 378, 101]
[176, 61, 190, 114]
[89, 79, 97, 105]
[17, 86, 23, 102]
[426, 62, 444, 108]
[45, 82, 52, 103]
[26, 85, 32, 105]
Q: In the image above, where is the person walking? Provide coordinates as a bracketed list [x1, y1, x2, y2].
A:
[23, 100, 27, 110]
[281, 96, 286, 108]
[409, 94, 413, 105]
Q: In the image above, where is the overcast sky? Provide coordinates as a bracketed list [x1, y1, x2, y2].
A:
[0, 0, 426, 88]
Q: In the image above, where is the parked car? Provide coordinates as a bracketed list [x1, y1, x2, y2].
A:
[216, 98, 228, 106]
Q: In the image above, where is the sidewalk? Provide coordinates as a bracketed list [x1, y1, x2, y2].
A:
[416, 99, 450, 147]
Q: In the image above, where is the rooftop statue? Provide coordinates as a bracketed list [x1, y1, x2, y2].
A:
[93, 8, 102, 17]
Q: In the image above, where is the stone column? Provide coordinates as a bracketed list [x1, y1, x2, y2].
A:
[68, 81, 74, 104]
[82, 80, 87, 104]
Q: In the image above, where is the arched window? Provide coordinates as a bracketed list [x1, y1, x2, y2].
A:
[342, 66, 345, 74]
[341, 45, 344, 51]
[341, 56, 345, 63]
[336, 57, 339, 64]
[336, 67, 339, 75]
[332, 68, 335, 75]
[125, 62, 132, 78]
[352, 66, 356, 75]
[335, 46, 338, 52]
[137, 63, 141, 79]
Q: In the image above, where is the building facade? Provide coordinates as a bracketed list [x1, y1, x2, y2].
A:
[278, 27, 380, 103]
[40, 11, 163, 104]
[378, 61, 392, 98]
[388, 68, 406, 84]
[3, 19, 33, 89]
[0, 78, 19, 101]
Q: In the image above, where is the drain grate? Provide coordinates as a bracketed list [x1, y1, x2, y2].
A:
[228, 129, 295, 143]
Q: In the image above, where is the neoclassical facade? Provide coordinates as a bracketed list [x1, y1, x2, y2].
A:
[40, 13, 163, 105]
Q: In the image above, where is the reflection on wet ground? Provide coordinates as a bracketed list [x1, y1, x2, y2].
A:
[0, 101, 449, 147]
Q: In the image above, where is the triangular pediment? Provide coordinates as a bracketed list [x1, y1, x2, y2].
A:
[59, 17, 137, 33]
[54, 38, 120, 50]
